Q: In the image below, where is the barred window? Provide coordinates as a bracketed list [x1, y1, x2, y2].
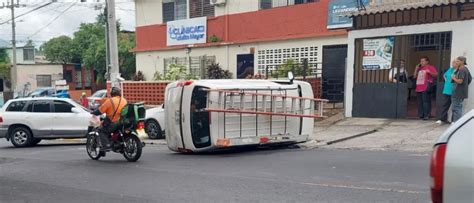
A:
[36, 75, 52, 87]
[260, 0, 317, 9]
[163, 0, 187, 23]
[164, 56, 216, 79]
[23, 48, 34, 61]
[190, 0, 214, 18]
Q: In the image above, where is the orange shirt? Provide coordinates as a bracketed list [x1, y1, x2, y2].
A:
[99, 96, 128, 123]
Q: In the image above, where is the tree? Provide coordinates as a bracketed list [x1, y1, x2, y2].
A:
[0, 49, 11, 88]
[41, 36, 75, 64]
[118, 32, 136, 80]
[25, 39, 34, 47]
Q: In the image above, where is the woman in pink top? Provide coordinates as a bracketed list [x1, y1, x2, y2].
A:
[414, 56, 438, 120]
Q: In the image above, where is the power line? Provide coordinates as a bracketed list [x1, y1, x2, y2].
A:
[28, 1, 77, 38]
[0, 1, 53, 25]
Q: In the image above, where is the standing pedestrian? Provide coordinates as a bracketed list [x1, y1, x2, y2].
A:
[389, 59, 408, 83]
[436, 60, 456, 124]
[414, 56, 438, 120]
[80, 92, 89, 108]
[451, 56, 472, 122]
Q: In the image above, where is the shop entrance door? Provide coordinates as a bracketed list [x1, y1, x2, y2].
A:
[352, 32, 451, 119]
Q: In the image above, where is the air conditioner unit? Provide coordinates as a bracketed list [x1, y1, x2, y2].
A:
[210, 0, 226, 6]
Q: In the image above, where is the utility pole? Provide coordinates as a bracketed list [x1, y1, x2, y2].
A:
[104, 1, 110, 81]
[0, 0, 24, 95]
[106, 0, 119, 86]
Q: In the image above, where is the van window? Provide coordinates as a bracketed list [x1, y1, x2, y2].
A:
[6, 101, 27, 112]
[190, 86, 211, 148]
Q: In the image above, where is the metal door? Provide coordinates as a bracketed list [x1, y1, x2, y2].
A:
[322, 45, 347, 103]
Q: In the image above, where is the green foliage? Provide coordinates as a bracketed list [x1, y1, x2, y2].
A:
[209, 35, 221, 43]
[0, 49, 8, 63]
[118, 32, 136, 80]
[207, 63, 232, 79]
[0, 49, 11, 87]
[272, 59, 312, 78]
[153, 63, 198, 81]
[41, 36, 75, 64]
[25, 39, 34, 47]
[41, 13, 134, 82]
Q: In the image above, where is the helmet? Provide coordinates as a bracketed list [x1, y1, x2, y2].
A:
[82, 92, 86, 96]
[111, 86, 121, 97]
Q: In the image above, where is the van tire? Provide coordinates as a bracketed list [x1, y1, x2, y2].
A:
[10, 127, 33, 147]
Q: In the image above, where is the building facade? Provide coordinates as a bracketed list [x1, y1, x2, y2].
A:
[134, 0, 349, 89]
[344, 0, 474, 118]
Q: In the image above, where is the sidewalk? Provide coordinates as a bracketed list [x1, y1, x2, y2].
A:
[301, 112, 449, 154]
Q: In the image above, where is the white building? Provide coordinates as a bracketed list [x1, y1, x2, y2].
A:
[134, 0, 349, 91]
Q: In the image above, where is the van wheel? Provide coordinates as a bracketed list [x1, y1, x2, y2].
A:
[145, 120, 163, 139]
[10, 127, 33, 147]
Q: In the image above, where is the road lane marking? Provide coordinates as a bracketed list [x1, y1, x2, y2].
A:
[300, 182, 427, 194]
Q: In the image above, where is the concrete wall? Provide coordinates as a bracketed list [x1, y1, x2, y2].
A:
[345, 20, 474, 117]
[136, 35, 348, 80]
[16, 64, 63, 92]
[214, 0, 259, 16]
[135, 0, 260, 26]
[6, 48, 35, 65]
[135, 0, 163, 26]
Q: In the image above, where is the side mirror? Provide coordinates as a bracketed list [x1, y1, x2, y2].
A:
[71, 107, 81, 114]
[288, 71, 294, 83]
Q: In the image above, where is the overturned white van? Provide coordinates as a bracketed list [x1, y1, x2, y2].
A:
[165, 79, 326, 153]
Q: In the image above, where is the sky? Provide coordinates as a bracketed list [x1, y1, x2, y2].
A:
[0, 0, 135, 47]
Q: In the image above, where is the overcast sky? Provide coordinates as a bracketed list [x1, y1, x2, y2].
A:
[0, 0, 135, 47]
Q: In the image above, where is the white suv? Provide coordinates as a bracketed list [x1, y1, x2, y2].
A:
[0, 98, 91, 147]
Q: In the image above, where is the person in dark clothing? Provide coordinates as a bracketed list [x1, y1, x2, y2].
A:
[451, 56, 472, 122]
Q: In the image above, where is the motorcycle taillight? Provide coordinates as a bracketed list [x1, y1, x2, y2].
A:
[137, 121, 145, 130]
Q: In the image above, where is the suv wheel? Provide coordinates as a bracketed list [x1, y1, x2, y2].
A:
[11, 127, 33, 147]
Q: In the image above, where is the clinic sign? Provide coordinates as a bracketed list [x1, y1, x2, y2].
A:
[327, 0, 368, 29]
[167, 17, 207, 46]
[362, 37, 395, 70]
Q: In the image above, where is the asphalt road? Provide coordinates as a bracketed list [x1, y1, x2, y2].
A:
[0, 140, 430, 203]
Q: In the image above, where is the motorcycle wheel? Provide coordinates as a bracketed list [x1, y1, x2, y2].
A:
[86, 132, 102, 160]
[123, 134, 142, 162]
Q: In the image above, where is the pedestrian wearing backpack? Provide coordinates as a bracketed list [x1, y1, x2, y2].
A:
[451, 56, 472, 122]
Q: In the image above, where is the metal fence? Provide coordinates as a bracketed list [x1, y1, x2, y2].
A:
[163, 56, 216, 79]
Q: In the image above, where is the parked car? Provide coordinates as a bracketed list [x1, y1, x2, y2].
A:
[0, 97, 91, 147]
[144, 105, 166, 139]
[53, 90, 71, 98]
[430, 109, 474, 203]
[88, 90, 107, 110]
[28, 87, 55, 97]
[27, 88, 70, 99]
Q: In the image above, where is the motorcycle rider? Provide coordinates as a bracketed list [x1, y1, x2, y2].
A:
[91, 86, 128, 150]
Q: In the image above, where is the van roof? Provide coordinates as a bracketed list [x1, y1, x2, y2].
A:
[191, 79, 298, 89]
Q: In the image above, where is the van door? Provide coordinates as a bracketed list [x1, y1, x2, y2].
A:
[165, 86, 185, 150]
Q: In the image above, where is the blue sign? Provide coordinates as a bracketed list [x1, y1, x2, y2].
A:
[327, 0, 368, 29]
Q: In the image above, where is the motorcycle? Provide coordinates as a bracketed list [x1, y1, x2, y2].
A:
[86, 115, 145, 162]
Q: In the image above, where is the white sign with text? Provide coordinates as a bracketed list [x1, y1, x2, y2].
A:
[167, 17, 207, 46]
